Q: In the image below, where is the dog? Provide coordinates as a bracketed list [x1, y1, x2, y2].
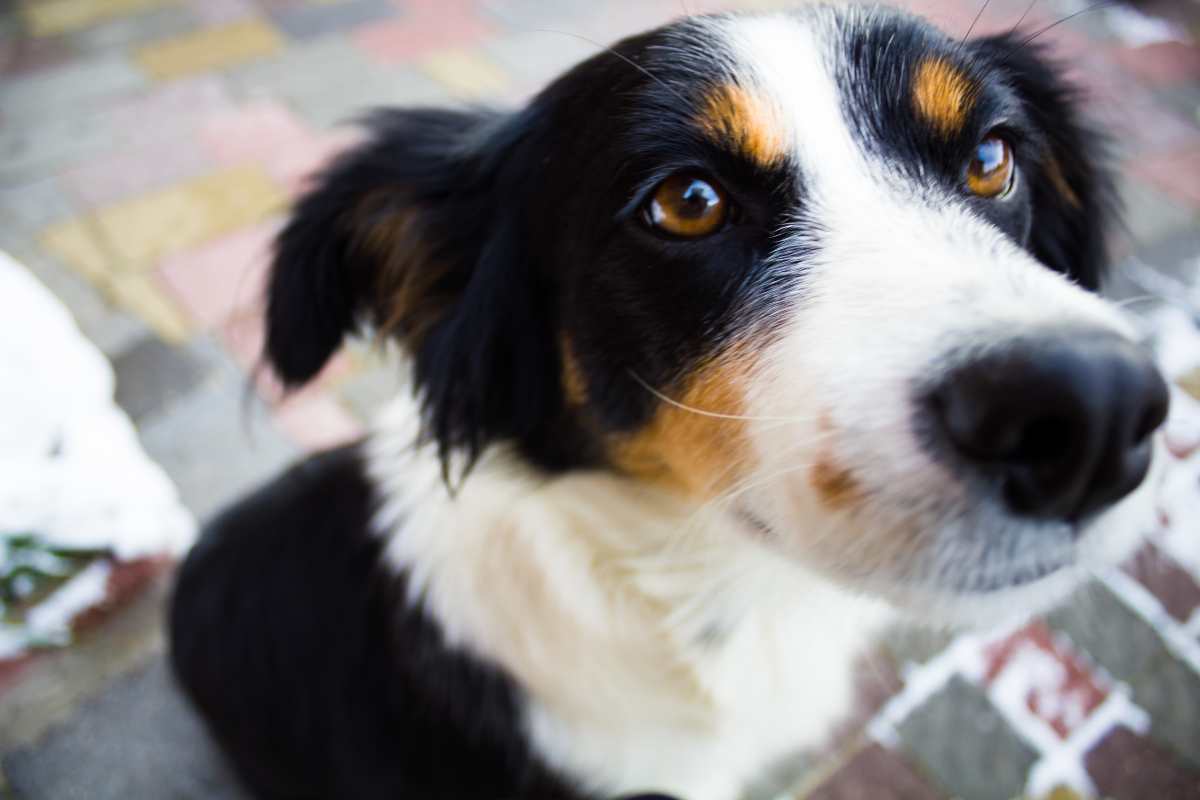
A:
[169, 5, 1171, 799]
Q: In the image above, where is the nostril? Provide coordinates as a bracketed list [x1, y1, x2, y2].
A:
[1011, 415, 1075, 465]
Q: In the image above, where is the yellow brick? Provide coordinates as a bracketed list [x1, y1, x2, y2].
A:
[421, 49, 508, 100]
[133, 19, 284, 80]
[91, 166, 286, 272]
[109, 274, 190, 342]
[40, 219, 113, 284]
[19, 0, 174, 37]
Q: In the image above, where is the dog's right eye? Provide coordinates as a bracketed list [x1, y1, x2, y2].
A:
[643, 174, 730, 238]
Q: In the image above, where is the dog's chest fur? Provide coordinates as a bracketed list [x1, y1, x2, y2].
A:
[369, 399, 893, 798]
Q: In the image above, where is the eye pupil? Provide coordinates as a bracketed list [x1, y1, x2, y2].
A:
[645, 173, 730, 237]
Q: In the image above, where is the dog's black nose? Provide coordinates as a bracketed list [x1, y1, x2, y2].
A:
[932, 329, 1169, 522]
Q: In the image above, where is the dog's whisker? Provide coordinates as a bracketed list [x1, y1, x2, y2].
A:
[1008, 0, 1039, 34]
[961, 0, 994, 44]
[630, 371, 821, 423]
[530, 28, 692, 106]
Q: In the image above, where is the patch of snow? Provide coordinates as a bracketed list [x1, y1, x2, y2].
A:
[0, 251, 196, 561]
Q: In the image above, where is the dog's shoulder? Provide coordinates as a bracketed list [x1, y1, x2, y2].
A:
[170, 444, 588, 800]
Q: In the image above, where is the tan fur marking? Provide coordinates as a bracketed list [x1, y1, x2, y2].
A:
[1044, 156, 1082, 209]
[696, 84, 786, 168]
[611, 349, 754, 497]
[353, 195, 449, 344]
[560, 334, 588, 407]
[912, 57, 976, 137]
[809, 455, 861, 512]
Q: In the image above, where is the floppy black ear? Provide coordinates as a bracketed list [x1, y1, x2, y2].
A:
[265, 108, 502, 384]
[266, 107, 565, 472]
[973, 35, 1117, 290]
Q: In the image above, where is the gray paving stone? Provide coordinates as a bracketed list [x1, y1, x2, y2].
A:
[1116, 176, 1200, 257]
[228, 36, 450, 128]
[270, 0, 394, 40]
[482, 28, 593, 90]
[136, 343, 298, 520]
[112, 335, 220, 424]
[478, 0, 595, 32]
[0, 110, 119, 185]
[4, 657, 250, 800]
[0, 176, 75, 233]
[1048, 581, 1200, 769]
[336, 354, 405, 423]
[69, 6, 199, 53]
[0, 54, 145, 124]
[878, 623, 957, 667]
[897, 675, 1037, 800]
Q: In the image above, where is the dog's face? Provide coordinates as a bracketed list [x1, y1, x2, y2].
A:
[266, 6, 1167, 624]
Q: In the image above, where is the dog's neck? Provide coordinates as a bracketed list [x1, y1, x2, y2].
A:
[367, 395, 894, 799]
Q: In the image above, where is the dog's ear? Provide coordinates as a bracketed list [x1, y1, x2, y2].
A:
[972, 35, 1117, 290]
[265, 108, 501, 384]
[266, 107, 561, 471]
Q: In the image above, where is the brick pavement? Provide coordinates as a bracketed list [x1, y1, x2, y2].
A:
[1, 0, 1199, 798]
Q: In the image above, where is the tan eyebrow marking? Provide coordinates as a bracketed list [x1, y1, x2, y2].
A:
[695, 83, 787, 168]
[912, 56, 977, 137]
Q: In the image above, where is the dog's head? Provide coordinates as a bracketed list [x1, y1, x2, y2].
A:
[264, 6, 1168, 624]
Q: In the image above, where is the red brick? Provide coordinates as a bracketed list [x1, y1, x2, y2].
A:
[155, 220, 281, 328]
[1124, 542, 1200, 624]
[984, 620, 1108, 739]
[1085, 725, 1200, 800]
[61, 135, 213, 208]
[354, 1, 493, 64]
[1112, 41, 1200, 87]
[807, 744, 945, 800]
[1128, 147, 1200, 208]
[198, 100, 314, 167]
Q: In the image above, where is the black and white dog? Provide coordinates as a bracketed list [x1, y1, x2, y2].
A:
[170, 5, 1170, 799]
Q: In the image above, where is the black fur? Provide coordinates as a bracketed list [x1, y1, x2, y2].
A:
[169, 446, 589, 800]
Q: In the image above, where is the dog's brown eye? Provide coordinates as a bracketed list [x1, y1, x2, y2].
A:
[966, 135, 1015, 199]
[645, 174, 729, 237]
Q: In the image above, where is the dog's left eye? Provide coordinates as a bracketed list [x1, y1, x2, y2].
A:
[643, 174, 730, 238]
[966, 135, 1015, 199]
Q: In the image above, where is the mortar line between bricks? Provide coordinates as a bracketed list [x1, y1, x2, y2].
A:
[1021, 682, 1149, 797]
[1101, 568, 1200, 676]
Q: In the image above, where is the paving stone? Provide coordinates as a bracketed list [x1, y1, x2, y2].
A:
[0, 111, 117, 185]
[0, 575, 171, 752]
[136, 338, 299, 519]
[896, 675, 1037, 800]
[0, 177, 75, 233]
[1111, 41, 1200, 88]
[186, 0, 257, 26]
[805, 744, 944, 800]
[476, 0, 594, 32]
[1048, 581, 1200, 768]
[68, 5, 197, 52]
[420, 47, 508, 99]
[133, 18, 285, 80]
[111, 334, 218, 424]
[197, 100, 313, 167]
[1115, 174, 1200, 255]
[0, 53, 145, 123]
[155, 218, 280, 328]
[271, 0, 395, 40]
[1128, 146, 1200, 208]
[61, 133, 214, 209]
[1124, 542, 1200, 624]
[3, 656, 250, 800]
[352, 4, 494, 65]
[1084, 725, 1200, 800]
[44, 166, 287, 274]
[878, 623, 956, 667]
[16, 0, 177, 37]
[229, 37, 449, 128]
[481, 29, 593, 93]
[0, 32, 79, 76]
[0, 232, 148, 358]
